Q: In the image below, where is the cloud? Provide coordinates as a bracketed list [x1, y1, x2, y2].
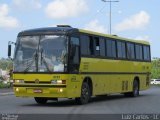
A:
[13, 0, 42, 10]
[84, 19, 106, 33]
[0, 4, 19, 29]
[115, 11, 150, 31]
[135, 35, 150, 42]
[45, 0, 88, 19]
[118, 10, 122, 14]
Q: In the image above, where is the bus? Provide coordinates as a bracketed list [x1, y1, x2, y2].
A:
[8, 25, 151, 105]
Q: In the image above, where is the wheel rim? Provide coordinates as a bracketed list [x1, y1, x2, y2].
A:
[81, 84, 89, 103]
[134, 82, 139, 96]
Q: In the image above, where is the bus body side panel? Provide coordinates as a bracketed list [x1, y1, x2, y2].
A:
[12, 58, 151, 98]
[79, 57, 151, 96]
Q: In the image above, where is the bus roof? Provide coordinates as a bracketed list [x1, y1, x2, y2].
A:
[18, 27, 78, 36]
[79, 29, 150, 45]
[18, 26, 150, 45]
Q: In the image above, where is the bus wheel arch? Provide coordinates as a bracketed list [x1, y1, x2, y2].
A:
[124, 77, 140, 97]
[132, 77, 140, 97]
[75, 77, 93, 105]
[83, 77, 93, 96]
[134, 76, 140, 89]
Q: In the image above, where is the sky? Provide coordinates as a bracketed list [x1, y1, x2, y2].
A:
[0, 0, 159, 58]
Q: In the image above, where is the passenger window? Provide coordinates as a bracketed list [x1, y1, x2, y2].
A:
[89, 36, 100, 56]
[143, 46, 150, 61]
[135, 44, 143, 60]
[80, 35, 102, 57]
[80, 35, 90, 55]
[117, 41, 126, 59]
[89, 36, 94, 55]
[106, 39, 116, 58]
[99, 38, 106, 57]
[127, 43, 135, 59]
[94, 37, 100, 56]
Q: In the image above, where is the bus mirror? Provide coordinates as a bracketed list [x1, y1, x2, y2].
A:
[8, 41, 16, 59]
[8, 44, 11, 58]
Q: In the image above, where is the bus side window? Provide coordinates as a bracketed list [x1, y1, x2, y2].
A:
[135, 44, 143, 60]
[117, 41, 126, 59]
[89, 36, 94, 55]
[94, 37, 100, 56]
[80, 35, 101, 57]
[106, 39, 116, 58]
[99, 38, 105, 57]
[143, 45, 150, 61]
[70, 37, 80, 72]
[126, 43, 135, 60]
[80, 35, 90, 55]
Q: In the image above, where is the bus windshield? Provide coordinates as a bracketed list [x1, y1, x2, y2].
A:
[14, 35, 68, 73]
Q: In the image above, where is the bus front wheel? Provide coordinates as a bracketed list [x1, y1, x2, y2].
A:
[34, 97, 48, 104]
[75, 82, 91, 105]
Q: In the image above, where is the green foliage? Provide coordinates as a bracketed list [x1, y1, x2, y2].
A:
[0, 58, 13, 70]
[0, 82, 10, 88]
[151, 58, 160, 79]
[0, 76, 3, 80]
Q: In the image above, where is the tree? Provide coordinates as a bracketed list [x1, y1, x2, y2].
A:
[0, 58, 13, 70]
[151, 58, 160, 79]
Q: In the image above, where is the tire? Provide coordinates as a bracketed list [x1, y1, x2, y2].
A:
[34, 97, 48, 104]
[75, 82, 91, 105]
[124, 80, 139, 97]
[132, 80, 139, 97]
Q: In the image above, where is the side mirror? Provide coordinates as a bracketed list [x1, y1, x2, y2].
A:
[8, 41, 16, 59]
[8, 44, 11, 58]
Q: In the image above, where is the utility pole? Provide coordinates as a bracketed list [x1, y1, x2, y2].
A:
[101, 0, 119, 34]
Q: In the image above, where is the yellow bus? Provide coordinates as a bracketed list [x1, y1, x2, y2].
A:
[8, 25, 151, 104]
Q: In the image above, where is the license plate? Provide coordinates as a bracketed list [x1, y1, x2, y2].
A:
[34, 89, 42, 93]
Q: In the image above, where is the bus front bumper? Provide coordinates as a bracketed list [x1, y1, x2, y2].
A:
[13, 84, 68, 98]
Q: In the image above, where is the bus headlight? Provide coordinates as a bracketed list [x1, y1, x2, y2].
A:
[51, 80, 66, 84]
[14, 80, 24, 83]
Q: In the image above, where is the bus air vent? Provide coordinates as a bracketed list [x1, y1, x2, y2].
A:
[57, 25, 72, 28]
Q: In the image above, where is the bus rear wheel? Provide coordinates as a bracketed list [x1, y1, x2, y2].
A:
[34, 97, 48, 104]
[124, 80, 139, 97]
[132, 80, 139, 97]
[75, 82, 91, 105]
